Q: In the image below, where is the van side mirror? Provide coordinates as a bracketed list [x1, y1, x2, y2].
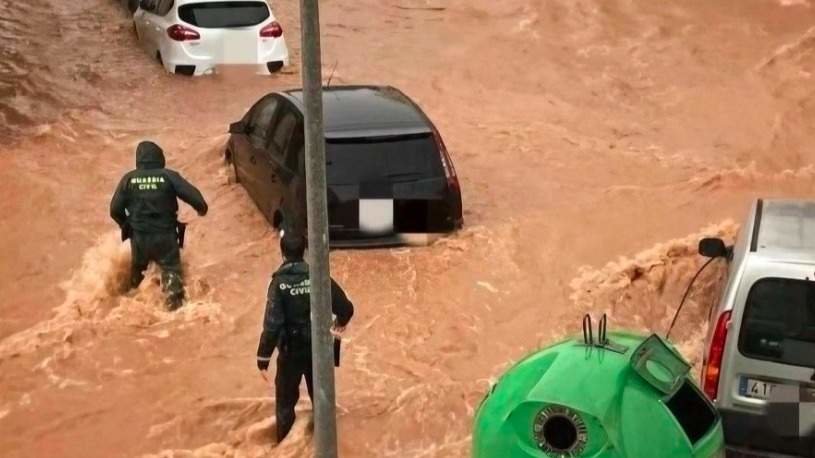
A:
[229, 121, 247, 134]
[699, 238, 728, 258]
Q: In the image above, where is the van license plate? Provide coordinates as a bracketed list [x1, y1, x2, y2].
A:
[740, 378, 778, 400]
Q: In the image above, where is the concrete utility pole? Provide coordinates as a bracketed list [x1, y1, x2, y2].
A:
[300, 0, 338, 456]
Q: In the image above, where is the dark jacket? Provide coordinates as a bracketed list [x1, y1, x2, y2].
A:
[257, 261, 354, 362]
[110, 141, 208, 233]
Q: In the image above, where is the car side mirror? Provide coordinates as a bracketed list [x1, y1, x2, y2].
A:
[699, 237, 728, 258]
[229, 121, 247, 134]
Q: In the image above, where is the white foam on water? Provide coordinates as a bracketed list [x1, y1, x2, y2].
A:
[569, 220, 740, 366]
[0, 231, 227, 361]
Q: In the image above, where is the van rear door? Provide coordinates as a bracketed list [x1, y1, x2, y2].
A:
[722, 264, 815, 452]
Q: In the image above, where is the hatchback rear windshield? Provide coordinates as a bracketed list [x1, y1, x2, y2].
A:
[739, 278, 815, 367]
[325, 134, 443, 185]
[178, 1, 270, 28]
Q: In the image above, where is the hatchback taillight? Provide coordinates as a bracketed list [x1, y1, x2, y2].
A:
[260, 21, 283, 38]
[432, 127, 463, 225]
[433, 129, 459, 189]
[703, 310, 731, 401]
[168, 24, 200, 42]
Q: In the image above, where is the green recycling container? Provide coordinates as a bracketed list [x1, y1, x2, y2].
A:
[472, 331, 725, 457]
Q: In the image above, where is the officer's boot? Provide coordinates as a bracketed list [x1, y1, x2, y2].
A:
[163, 271, 185, 311]
[129, 239, 148, 291]
[166, 293, 183, 311]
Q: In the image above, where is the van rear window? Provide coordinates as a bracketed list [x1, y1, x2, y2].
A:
[179, 2, 270, 28]
[739, 278, 815, 367]
[325, 134, 444, 185]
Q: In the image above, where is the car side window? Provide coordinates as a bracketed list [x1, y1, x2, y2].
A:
[270, 111, 297, 159]
[156, 0, 174, 15]
[248, 97, 280, 150]
[284, 123, 304, 171]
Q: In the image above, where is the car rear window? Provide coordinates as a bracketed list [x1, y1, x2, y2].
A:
[739, 278, 815, 367]
[178, 1, 270, 28]
[325, 134, 444, 185]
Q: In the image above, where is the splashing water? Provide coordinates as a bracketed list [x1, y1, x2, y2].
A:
[569, 220, 740, 373]
[0, 231, 226, 361]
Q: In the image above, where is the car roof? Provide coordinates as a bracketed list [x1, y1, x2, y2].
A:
[750, 199, 815, 263]
[280, 86, 434, 139]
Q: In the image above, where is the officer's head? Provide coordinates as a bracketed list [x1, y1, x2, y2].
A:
[136, 141, 166, 170]
[281, 233, 306, 261]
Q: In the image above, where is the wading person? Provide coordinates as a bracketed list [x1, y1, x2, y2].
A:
[110, 140, 208, 310]
[256, 233, 354, 443]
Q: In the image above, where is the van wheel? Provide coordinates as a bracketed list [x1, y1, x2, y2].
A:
[156, 51, 164, 67]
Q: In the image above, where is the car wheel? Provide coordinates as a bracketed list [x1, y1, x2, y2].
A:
[128, 0, 139, 14]
[267, 61, 284, 74]
[226, 151, 240, 183]
[232, 158, 241, 184]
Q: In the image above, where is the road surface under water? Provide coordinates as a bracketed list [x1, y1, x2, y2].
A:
[2, 0, 815, 456]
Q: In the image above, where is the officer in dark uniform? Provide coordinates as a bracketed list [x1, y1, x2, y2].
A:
[256, 233, 354, 443]
[110, 141, 208, 310]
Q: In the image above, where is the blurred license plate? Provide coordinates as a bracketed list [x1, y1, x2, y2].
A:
[740, 377, 778, 400]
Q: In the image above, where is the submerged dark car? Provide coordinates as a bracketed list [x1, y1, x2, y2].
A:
[225, 85, 463, 246]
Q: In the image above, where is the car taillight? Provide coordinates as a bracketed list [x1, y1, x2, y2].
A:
[433, 128, 459, 191]
[703, 310, 731, 401]
[167, 24, 200, 42]
[432, 126, 462, 226]
[260, 21, 283, 38]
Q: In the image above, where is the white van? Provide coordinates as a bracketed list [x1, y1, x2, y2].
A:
[700, 199, 815, 457]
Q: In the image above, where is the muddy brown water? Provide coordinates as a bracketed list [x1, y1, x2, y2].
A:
[2, 0, 815, 456]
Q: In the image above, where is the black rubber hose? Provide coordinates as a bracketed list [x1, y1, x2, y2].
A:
[666, 257, 717, 340]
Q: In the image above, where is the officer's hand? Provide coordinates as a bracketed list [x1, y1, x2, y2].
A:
[331, 325, 346, 338]
[257, 359, 270, 371]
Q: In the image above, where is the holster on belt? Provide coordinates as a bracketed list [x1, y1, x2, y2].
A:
[176, 222, 187, 249]
[120, 221, 133, 242]
[334, 338, 341, 367]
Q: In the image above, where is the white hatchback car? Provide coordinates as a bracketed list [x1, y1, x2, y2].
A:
[133, 0, 289, 76]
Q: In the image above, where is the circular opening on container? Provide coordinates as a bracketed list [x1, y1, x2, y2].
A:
[542, 415, 578, 452]
[646, 359, 675, 384]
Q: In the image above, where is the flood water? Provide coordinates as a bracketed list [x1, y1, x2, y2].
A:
[2, 0, 815, 456]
